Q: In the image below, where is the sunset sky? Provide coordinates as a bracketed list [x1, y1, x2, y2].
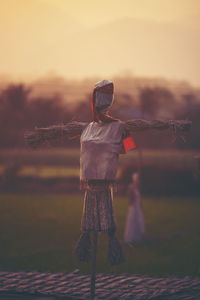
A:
[0, 0, 200, 85]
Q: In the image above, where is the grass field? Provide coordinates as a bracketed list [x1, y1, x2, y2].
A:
[0, 148, 199, 180]
[0, 148, 198, 168]
[0, 193, 199, 277]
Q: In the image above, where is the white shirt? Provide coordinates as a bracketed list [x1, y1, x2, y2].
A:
[80, 121, 124, 180]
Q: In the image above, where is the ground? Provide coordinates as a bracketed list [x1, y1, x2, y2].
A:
[0, 194, 199, 277]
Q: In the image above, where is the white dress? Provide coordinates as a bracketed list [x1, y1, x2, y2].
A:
[124, 184, 145, 243]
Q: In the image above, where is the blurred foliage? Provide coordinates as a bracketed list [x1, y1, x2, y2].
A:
[1, 162, 21, 191]
[0, 77, 200, 149]
[0, 149, 199, 196]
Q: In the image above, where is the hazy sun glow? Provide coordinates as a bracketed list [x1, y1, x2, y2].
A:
[0, 0, 200, 85]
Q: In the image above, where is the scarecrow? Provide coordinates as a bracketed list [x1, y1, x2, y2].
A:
[76, 80, 135, 253]
[25, 80, 191, 299]
[74, 80, 136, 297]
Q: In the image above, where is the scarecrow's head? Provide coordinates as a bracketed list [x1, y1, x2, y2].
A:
[92, 80, 115, 122]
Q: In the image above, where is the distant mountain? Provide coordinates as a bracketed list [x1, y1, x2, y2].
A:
[54, 18, 200, 85]
[1, 15, 199, 86]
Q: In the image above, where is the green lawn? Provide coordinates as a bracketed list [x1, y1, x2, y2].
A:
[0, 165, 80, 178]
[0, 194, 199, 277]
[0, 148, 198, 170]
[0, 148, 198, 179]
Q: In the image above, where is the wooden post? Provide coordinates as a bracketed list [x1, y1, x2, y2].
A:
[90, 232, 98, 300]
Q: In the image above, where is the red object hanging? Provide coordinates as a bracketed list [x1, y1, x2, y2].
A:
[123, 136, 136, 151]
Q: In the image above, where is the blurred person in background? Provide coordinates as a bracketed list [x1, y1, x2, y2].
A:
[124, 171, 145, 244]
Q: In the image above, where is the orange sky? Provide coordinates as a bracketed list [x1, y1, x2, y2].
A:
[0, 0, 200, 85]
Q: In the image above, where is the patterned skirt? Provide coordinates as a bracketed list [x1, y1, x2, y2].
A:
[81, 183, 116, 233]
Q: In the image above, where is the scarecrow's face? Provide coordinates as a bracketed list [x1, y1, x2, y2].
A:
[92, 80, 114, 122]
[94, 91, 114, 111]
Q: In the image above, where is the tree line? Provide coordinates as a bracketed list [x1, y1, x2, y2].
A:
[0, 83, 199, 149]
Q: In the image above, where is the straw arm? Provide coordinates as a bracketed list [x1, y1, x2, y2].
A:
[24, 119, 191, 148]
[125, 119, 192, 132]
[24, 121, 87, 148]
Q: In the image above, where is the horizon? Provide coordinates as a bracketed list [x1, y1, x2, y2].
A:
[0, 0, 200, 86]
